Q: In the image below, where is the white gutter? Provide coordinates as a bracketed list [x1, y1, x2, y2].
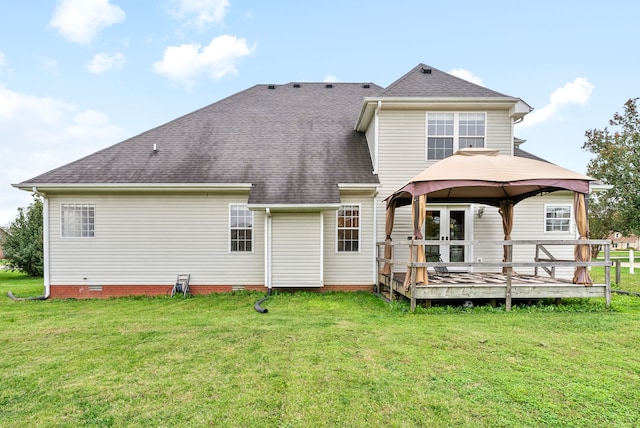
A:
[373, 100, 381, 174]
[13, 183, 253, 192]
[372, 195, 378, 285]
[32, 187, 50, 299]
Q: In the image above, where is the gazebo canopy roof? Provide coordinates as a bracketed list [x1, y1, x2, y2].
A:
[386, 148, 594, 207]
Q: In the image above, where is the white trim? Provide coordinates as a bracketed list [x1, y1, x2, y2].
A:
[372, 195, 378, 284]
[320, 211, 324, 285]
[13, 183, 253, 192]
[373, 100, 381, 174]
[264, 208, 272, 289]
[336, 204, 361, 253]
[247, 203, 340, 211]
[229, 203, 254, 253]
[32, 188, 50, 298]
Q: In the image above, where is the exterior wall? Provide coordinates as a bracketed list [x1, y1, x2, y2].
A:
[46, 191, 377, 298]
[373, 107, 514, 272]
[323, 193, 375, 286]
[471, 191, 577, 277]
[271, 211, 322, 287]
[47, 191, 265, 293]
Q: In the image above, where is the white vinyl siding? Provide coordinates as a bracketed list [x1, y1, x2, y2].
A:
[271, 212, 322, 287]
[47, 192, 264, 286]
[374, 108, 515, 272]
[324, 195, 375, 285]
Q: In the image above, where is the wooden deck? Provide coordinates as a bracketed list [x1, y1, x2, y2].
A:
[379, 271, 609, 302]
[377, 239, 612, 310]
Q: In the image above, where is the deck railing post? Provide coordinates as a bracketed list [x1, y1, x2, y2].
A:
[630, 249, 635, 275]
[505, 242, 513, 311]
[605, 244, 611, 307]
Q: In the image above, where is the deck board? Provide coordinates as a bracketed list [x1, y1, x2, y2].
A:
[379, 271, 609, 301]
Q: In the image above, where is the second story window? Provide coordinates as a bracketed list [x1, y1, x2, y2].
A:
[427, 112, 486, 160]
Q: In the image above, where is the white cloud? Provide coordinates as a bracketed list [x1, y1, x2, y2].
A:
[519, 77, 593, 128]
[153, 35, 254, 89]
[49, 0, 125, 45]
[87, 52, 125, 74]
[323, 75, 337, 83]
[0, 85, 124, 225]
[170, 0, 230, 31]
[449, 68, 484, 86]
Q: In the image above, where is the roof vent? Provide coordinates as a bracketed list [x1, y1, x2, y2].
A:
[362, 84, 370, 88]
[421, 67, 432, 74]
[267, 84, 276, 89]
[325, 83, 333, 88]
[293, 83, 301, 88]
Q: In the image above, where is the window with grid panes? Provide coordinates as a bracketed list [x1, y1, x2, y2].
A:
[230, 205, 253, 252]
[427, 112, 485, 160]
[61, 204, 95, 237]
[337, 205, 360, 252]
[545, 205, 572, 232]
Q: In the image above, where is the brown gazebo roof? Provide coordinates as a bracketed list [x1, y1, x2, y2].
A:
[387, 148, 594, 207]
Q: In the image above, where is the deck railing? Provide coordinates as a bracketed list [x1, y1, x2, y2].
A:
[376, 239, 612, 311]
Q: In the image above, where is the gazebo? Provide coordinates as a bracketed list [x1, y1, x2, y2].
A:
[378, 148, 610, 309]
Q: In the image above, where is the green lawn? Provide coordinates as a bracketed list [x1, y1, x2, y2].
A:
[1, 270, 640, 427]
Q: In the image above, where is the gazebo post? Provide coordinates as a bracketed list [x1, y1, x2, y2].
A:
[410, 241, 417, 312]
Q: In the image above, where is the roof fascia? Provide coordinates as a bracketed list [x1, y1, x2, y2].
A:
[355, 96, 524, 132]
[13, 183, 253, 193]
[247, 203, 342, 212]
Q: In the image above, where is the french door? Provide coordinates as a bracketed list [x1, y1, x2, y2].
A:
[424, 206, 470, 270]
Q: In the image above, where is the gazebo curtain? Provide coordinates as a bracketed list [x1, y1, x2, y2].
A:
[380, 202, 396, 275]
[499, 200, 514, 274]
[572, 192, 593, 285]
[403, 195, 428, 287]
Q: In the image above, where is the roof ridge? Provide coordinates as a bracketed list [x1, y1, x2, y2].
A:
[376, 63, 515, 99]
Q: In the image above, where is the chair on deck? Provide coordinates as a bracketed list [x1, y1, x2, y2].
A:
[427, 253, 449, 276]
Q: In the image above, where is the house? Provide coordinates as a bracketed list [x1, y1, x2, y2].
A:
[14, 64, 593, 299]
[608, 232, 639, 250]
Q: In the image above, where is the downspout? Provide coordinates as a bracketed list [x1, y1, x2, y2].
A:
[255, 207, 272, 313]
[373, 101, 381, 174]
[372, 195, 378, 286]
[33, 187, 49, 298]
[319, 211, 324, 286]
[8, 188, 50, 301]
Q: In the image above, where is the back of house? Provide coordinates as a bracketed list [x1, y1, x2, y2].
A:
[14, 63, 584, 298]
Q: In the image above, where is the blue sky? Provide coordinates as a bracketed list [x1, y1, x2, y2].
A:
[1, 0, 638, 225]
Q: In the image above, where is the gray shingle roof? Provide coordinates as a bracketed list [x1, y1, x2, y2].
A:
[377, 63, 516, 99]
[19, 82, 382, 205]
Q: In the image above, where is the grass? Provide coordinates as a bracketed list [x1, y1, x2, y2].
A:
[1, 269, 640, 427]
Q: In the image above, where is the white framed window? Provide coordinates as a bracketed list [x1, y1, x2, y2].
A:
[426, 112, 486, 160]
[544, 204, 572, 232]
[230, 204, 253, 252]
[61, 204, 95, 238]
[337, 204, 360, 252]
